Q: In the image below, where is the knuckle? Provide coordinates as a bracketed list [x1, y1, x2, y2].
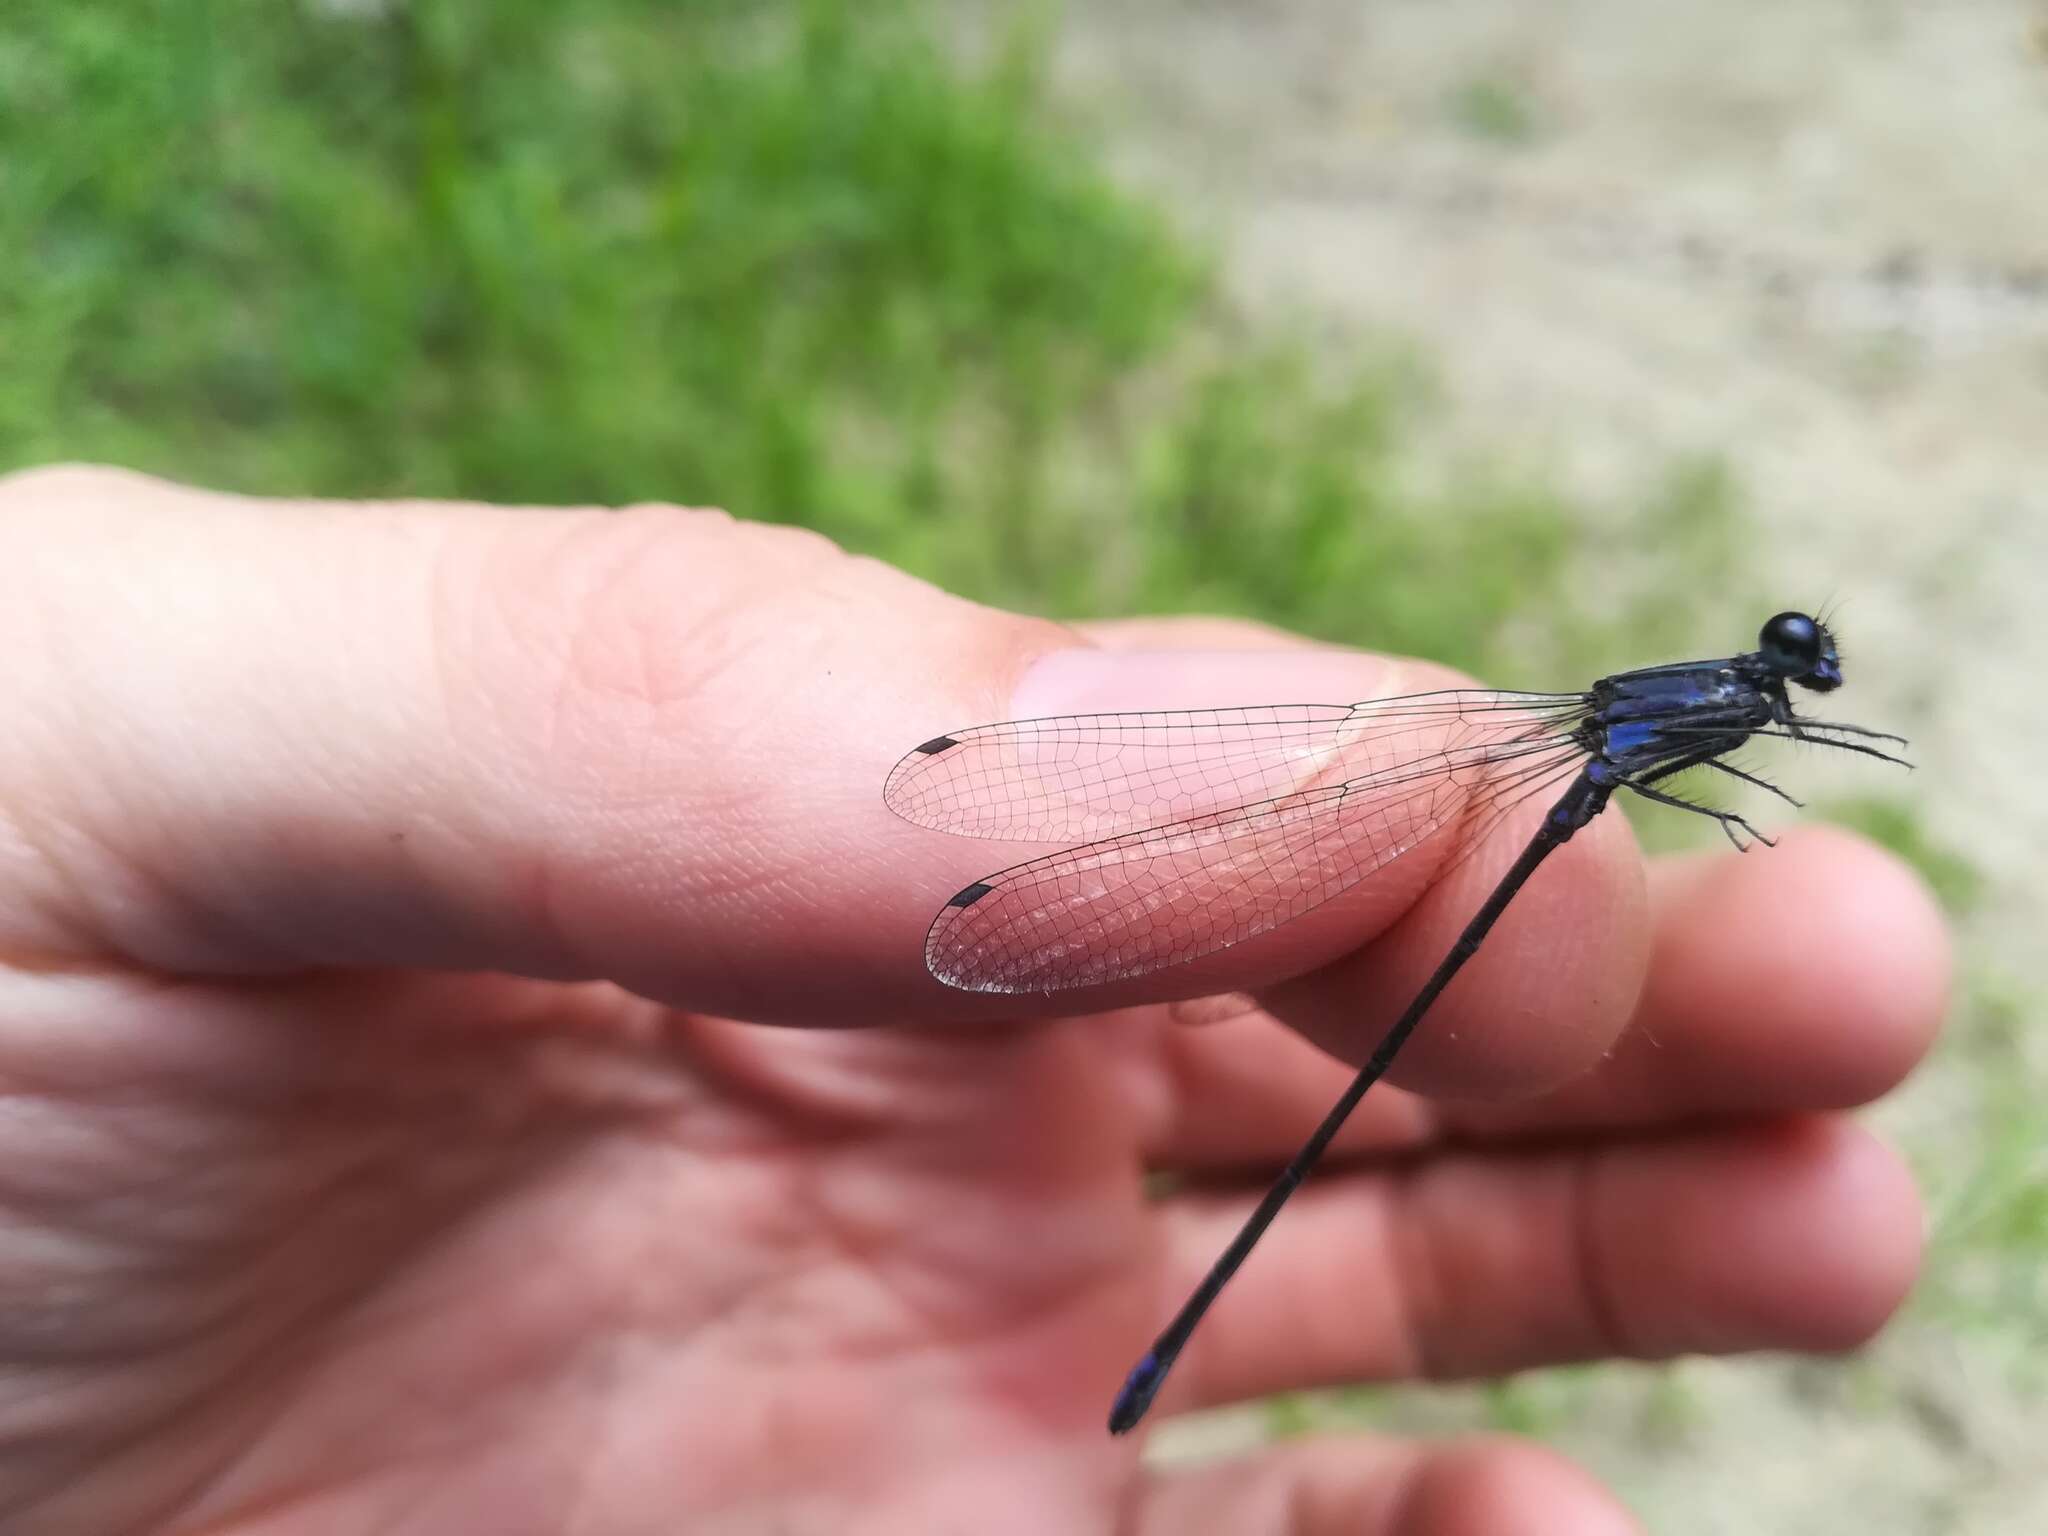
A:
[446, 507, 866, 785]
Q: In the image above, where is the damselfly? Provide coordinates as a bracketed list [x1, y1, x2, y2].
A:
[884, 612, 1906, 1434]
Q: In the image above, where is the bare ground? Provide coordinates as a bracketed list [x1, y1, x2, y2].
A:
[1033, 2, 2048, 1530]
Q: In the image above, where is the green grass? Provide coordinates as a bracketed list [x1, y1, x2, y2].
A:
[1446, 75, 1542, 146]
[0, 0, 1717, 679]
[7, 2, 1190, 520]
[1914, 977, 2048, 1381]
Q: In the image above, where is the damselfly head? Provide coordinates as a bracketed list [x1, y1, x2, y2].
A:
[1758, 610, 1842, 693]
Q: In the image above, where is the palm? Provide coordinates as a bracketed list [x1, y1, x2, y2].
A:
[11, 856, 1942, 1535]
[11, 972, 1178, 1533]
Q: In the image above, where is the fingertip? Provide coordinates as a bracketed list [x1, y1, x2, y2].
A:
[1607, 1115, 1924, 1357]
[1778, 825, 1953, 1097]
[1754, 1116, 1924, 1351]
[1641, 824, 1952, 1108]
[1272, 780, 1651, 1102]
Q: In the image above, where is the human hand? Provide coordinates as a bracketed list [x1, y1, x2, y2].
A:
[0, 467, 1947, 1535]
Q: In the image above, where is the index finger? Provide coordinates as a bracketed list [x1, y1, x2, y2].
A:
[0, 469, 1646, 1073]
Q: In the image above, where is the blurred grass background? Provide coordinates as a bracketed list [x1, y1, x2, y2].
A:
[1, 0, 1736, 676]
[2, 0, 2033, 1528]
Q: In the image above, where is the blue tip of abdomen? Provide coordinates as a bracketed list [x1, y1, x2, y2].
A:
[1108, 1352, 1163, 1435]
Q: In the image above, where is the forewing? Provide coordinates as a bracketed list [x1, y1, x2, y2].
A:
[926, 737, 1587, 993]
[886, 691, 1585, 843]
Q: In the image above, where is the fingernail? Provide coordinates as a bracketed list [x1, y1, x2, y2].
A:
[1010, 647, 1399, 720]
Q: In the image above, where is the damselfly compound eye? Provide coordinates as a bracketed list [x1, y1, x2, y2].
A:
[1759, 611, 1823, 676]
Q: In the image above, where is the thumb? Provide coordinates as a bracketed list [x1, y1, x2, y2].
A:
[0, 467, 1583, 1029]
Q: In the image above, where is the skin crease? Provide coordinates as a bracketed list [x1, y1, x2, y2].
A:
[0, 466, 1949, 1536]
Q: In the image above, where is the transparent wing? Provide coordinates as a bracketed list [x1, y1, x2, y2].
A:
[914, 703, 1591, 993]
[886, 690, 1589, 843]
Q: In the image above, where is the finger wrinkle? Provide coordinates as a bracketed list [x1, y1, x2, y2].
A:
[1568, 1145, 1639, 1362]
[1381, 1172, 1441, 1382]
[1370, 1445, 1433, 1536]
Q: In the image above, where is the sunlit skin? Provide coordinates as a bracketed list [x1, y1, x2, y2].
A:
[0, 467, 1947, 1536]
